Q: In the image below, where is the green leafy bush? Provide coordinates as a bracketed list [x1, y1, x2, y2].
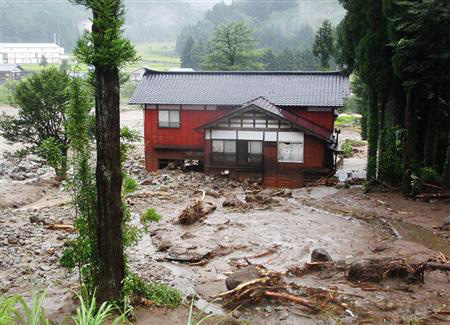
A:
[141, 208, 162, 224]
[410, 167, 439, 194]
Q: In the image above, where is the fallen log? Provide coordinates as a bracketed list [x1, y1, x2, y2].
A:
[158, 251, 213, 265]
[415, 193, 450, 199]
[264, 291, 317, 312]
[47, 224, 75, 232]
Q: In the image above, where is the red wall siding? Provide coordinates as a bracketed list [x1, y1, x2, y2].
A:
[283, 107, 335, 130]
[144, 106, 330, 173]
[262, 135, 326, 188]
[144, 108, 227, 170]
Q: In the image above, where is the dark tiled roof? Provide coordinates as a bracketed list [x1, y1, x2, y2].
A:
[129, 69, 350, 107]
[0, 64, 23, 72]
[198, 96, 333, 142]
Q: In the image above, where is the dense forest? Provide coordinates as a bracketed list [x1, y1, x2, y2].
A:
[1, 0, 345, 61]
[176, 0, 344, 70]
[0, 0, 208, 50]
[337, 0, 450, 189]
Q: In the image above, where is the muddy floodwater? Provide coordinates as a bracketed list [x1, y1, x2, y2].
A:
[1, 108, 449, 324]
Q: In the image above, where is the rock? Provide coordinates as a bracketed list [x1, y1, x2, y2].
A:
[7, 234, 19, 245]
[279, 311, 289, 321]
[29, 215, 40, 223]
[156, 239, 172, 252]
[443, 216, 450, 231]
[311, 248, 333, 262]
[181, 232, 195, 239]
[264, 306, 272, 313]
[206, 190, 221, 198]
[232, 310, 242, 319]
[222, 194, 244, 208]
[225, 265, 266, 290]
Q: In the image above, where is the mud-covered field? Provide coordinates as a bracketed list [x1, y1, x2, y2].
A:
[1, 108, 449, 324]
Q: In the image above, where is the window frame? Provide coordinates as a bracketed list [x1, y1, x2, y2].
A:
[158, 109, 180, 128]
[277, 141, 304, 163]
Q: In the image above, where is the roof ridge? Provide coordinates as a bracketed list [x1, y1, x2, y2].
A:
[144, 68, 344, 76]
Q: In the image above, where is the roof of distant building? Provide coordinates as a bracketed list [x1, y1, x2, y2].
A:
[0, 64, 24, 72]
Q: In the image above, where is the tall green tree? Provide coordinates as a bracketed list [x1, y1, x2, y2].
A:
[0, 68, 70, 177]
[337, 0, 450, 189]
[202, 21, 262, 71]
[313, 19, 335, 69]
[72, 0, 137, 303]
[180, 36, 195, 68]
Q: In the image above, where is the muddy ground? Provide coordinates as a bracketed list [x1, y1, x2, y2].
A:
[1, 108, 449, 324]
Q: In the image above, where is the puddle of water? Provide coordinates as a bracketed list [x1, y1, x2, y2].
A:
[391, 220, 450, 256]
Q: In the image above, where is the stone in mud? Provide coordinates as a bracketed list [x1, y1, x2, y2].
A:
[7, 234, 19, 245]
[311, 248, 333, 262]
[222, 194, 244, 208]
[443, 215, 450, 231]
[156, 239, 173, 252]
[225, 265, 265, 290]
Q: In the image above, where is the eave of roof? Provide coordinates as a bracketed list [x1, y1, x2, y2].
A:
[196, 96, 332, 143]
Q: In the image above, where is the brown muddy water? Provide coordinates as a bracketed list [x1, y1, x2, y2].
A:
[391, 220, 450, 257]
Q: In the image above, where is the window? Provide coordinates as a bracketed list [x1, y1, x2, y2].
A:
[278, 142, 304, 163]
[248, 141, 262, 154]
[212, 140, 236, 165]
[158, 110, 180, 128]
[212, 140, 236, 153]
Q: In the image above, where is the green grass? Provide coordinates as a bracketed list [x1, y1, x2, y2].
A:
[335, 114, 362, 127]
[20, 64, 60, 72]
[342, 139, 366, 158]
[124, 273, 182, 308]
[20, 42, 180, 77]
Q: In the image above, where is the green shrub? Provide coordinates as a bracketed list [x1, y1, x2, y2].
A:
[410, 167, 439, 194]
[141, 208, 162, 224]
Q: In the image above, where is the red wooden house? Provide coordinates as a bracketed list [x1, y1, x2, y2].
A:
[130, 69, 349, 188]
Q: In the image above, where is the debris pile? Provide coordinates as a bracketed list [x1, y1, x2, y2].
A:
[177, 191, 217, 225]
[346, 257, 450, 283]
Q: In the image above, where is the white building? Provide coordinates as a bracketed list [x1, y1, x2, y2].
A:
[0, 43, 67, 64]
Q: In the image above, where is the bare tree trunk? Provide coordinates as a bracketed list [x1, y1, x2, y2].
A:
[424, 84, 440, 167]
[402, 86, 417, 193]
[403, 87, 416, 166]
[95, 65, 124, 303]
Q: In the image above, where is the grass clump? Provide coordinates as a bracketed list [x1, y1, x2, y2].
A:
[72, 291, 132, 325]
[335, 114, 361, 127]
[124, 273, 182, 308]
[0, 284, 49, 325]
[342, 139, 366, 158]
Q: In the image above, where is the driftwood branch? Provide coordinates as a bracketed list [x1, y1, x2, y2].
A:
[264, 291, 317, 311]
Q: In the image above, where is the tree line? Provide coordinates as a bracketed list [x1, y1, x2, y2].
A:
[180, 20, 337, 71]
[176, 0, 343, 71]
[336, 0, 450, 190]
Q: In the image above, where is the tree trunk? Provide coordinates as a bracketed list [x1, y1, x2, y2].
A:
[403, 87, 416, 167]
[423, 84, 440, 167]
[444, 130, 450, 186]
[95, 65, 124, 303]
[402, 86, 417, 193]
[366, 88, 379, 181]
